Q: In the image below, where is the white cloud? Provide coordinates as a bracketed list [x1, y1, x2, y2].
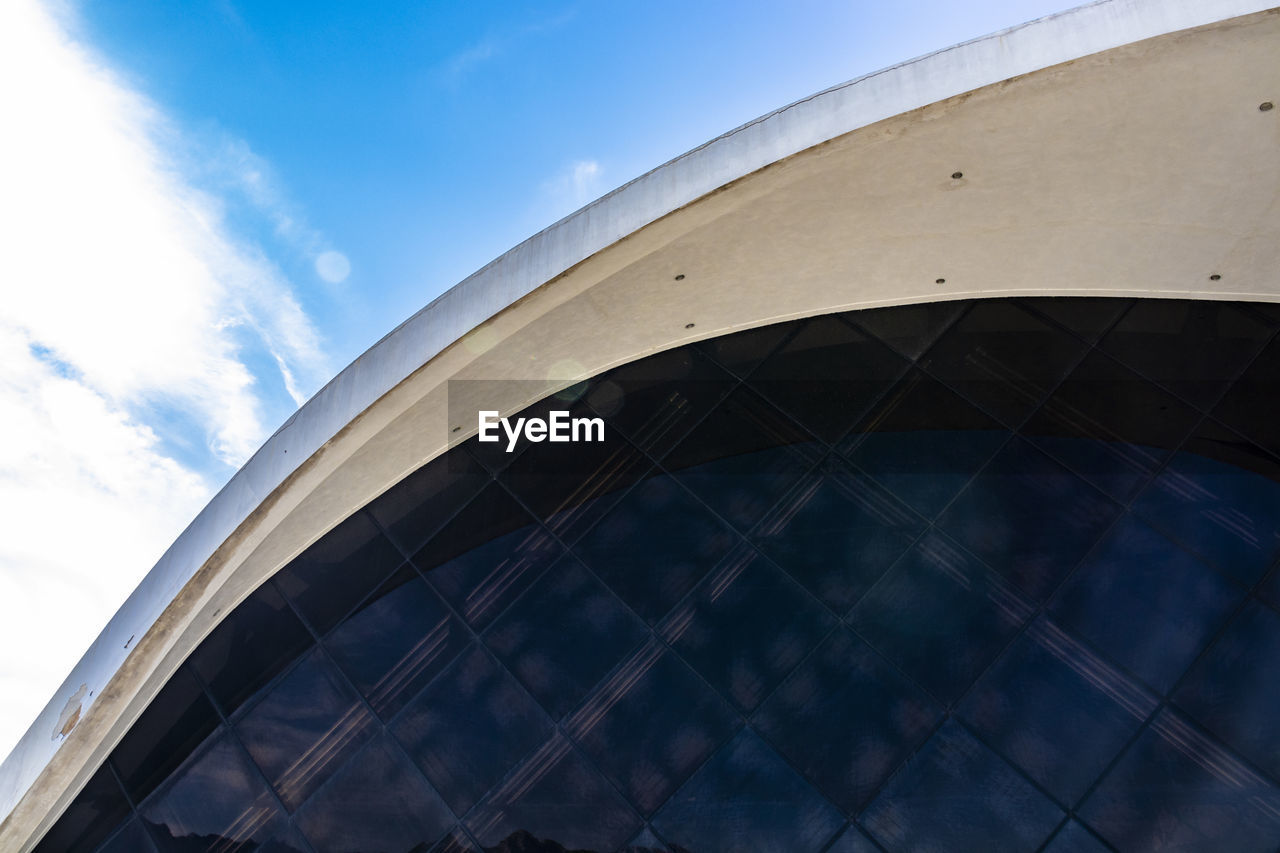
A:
[0, 0, 334, 758]
[542, 159, 604, 222]
[0, 331, 210, 758]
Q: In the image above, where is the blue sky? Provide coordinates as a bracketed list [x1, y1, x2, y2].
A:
[0, 0, 1076, 759]
[74, 0, 1081, 392]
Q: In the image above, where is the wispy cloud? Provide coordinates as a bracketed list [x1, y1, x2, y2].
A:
[445, 37, 500, 79]
[0, 0, 335, 757]
[191, 131, 349, 291]
[436, 7, 578, 84]
[568, 160, 602, 205]
[541, 159, 605, 222]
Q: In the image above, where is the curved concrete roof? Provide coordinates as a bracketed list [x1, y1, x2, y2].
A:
[3, 0, 1278, 847]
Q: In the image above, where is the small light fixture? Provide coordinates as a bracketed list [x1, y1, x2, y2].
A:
[674, 274, 685, 281]
[1261, 101, 1274, 112]
[935, 278, 946, 284]
[1209, 274, 1222, 281]
[452, 426, 461, 432]
[685, 323, 696, 329]
[951, 171, 964, 179]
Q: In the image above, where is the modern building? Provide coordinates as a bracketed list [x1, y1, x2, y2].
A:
[4, 0, 1280, 850]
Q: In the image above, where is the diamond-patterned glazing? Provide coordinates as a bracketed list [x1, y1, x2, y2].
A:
[40, 298, 1280, 852]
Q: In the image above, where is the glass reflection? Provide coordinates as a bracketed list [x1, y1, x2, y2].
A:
[42, 298, 1280, 853]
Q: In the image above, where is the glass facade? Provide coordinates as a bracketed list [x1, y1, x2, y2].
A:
[37, 297, 1280, 853]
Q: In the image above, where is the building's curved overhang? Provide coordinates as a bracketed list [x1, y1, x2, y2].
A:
[2, 0, 1278, 847]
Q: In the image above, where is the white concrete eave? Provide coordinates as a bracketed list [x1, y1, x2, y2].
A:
[3, 0, 1278, 848]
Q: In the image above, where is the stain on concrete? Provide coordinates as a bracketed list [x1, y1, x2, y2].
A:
[52, 685, 88, 740]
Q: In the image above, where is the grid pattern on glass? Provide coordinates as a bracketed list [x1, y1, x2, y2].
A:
[38, 297, 1280, 853]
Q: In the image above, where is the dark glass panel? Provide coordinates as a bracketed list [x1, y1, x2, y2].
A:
[1099, 298, 1274, 410]
[1022, 350, 1200, 502]
[145, 816, 308, 853]
[498, 421, 651, 545]
[650, 729, 844, 853]
[659, 544, 833, 713]
[97, 819, 157, 853]
[752, 460, 923, 612]
[1050, 515, 1241, 694]
[1018, 296, 1131, 343]
[1175, 602, 1280, 781]
[664, 386, 822, 530]
[625, 826, 674, 851]
[235, 648, 377, 812]
[294, 732, 454, 853]
[272, 827, 313, 853]
[188, 582, 313, 718]
[920, 300, 1087, 428]
[460, 429, 520, 478]
[845, 299, 969, 361]
[109, 666, 220, 804]
[850, 531, 1033, 705]
[586, 345, 737, 457]
[1214, 335, 1280, 458]
[959, 618, 1157, 805]
[572, 471, 737, 624]
[484, 555, 646, 720]
[274, 511, 403, 636]
[694, 320, 792, 378]
[325, 564, 469, 720]
[825, 825, 881, 853]
[1249, 301, 1280, 324]
[937, 438, 1121, 601]
[840, 368, 1009, 519]
[414, 482, 560, 630]
[754, 629, 940, 813]
[749, 315, 909, 442]
[662, 383, 817, 464]
[1080, 709, 1280, 852]
[391, 644, 554, 816]
[426, 829, 481, 853]
[862, 720, 1063, 852]
[36, 298, 1280, 853]
[1132, 419, 1280, 586]
[366, 450, 490, 556]
[139, 727, 301, 853]
[1041, 821, 1112, 853]
[412, 481, 542, 568]
[32, 764, 130, 853]
[568, 641, 738, 817]
[1263, 563, 1280, 611]
[465, 734, 640, 851]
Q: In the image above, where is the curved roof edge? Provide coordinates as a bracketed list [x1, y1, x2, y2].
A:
[2, 0, 1276, 844]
